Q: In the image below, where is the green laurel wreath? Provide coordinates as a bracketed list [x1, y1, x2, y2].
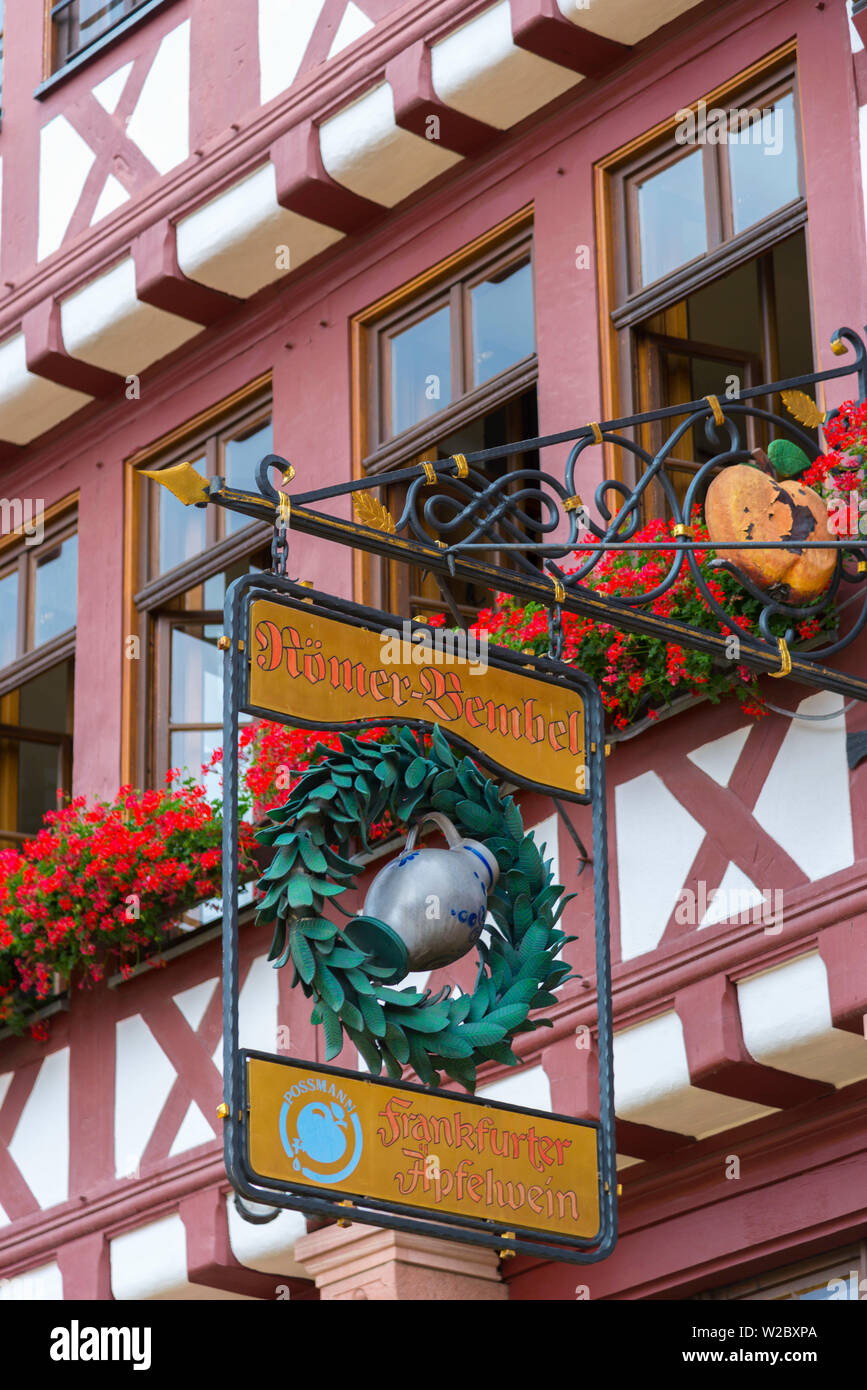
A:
[255, 725, 576, 1091]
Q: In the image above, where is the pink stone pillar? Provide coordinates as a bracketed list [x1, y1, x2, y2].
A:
[294, 1223, 509, 1301]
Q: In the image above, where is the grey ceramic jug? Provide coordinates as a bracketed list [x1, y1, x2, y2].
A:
[345, 812, 500, 978]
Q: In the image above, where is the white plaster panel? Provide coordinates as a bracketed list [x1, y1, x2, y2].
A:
[686, 726, 750, 787]
[752, 692, 853, 882]
[8, 1048, 70, 1210]
[615, 771, 705, 961]
[0, 1262, 63, 1300]
[176, 163, 343, 298]
[849, 1, 864, 53]
[214, 954, 279, 1074]
[227, 1195, 308, 1276]
[168, 1101, 215, 1155]
[432, 1, 581, 129]
[126, 21, 190, 176]
[115, 1015, 176, 1178]
[111, 1213, 253, 1300]
[613, 1012, 776, 1137]
[478, 1063, 552, 1112]
[0, 334, 92, 444]
[328, 2, 374, 57]
[739, 952, 867, 1087]
[91, 174, 130, 224]
[38, 116, 96, 261]
[320, 83, 461, 207]
[259, 0, 326, 105]
[528, 812, 560, 885]
[0, 1073, 11, 1225]
[173, 977, 218, 1032]
[93, 61, 132, 113]
[698, 861, 764, 929]
[556, 0, 702, 44]
[61, 258, 200, 374]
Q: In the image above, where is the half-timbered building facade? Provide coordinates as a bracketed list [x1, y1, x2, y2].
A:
[1, 0, 867, 1301]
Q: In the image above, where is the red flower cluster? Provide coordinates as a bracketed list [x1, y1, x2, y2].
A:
[209, 721, 396, 843]
[0, 775, 257, 1037]
[802, 399, 867, 499]
[466, 515, 833, 730]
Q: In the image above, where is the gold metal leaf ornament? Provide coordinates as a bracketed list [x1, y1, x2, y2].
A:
[780, 390, 826, 429]
[140, 460, 210, 505]
[352, 490, 396, 533]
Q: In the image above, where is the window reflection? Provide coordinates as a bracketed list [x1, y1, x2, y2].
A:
[159, 456, 207, 573]
[389, 306, 452, 437]
[0, 569, 17, 668]
[224, 420, 273, 534]
[637, 151, 707, 285]
[34, 534, 78, 647]
[471, 259, 534, 387]
[729, 93, 799, 234]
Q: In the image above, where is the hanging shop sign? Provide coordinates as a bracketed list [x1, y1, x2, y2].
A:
[212, 574, 616, 1266]
[243, 1053, 600, 1241]
[248, 596, 587, 798]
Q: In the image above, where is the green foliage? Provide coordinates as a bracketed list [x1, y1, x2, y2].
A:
[255, 725, 576, 1091]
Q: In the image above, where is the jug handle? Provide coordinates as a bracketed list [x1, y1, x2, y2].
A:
[405, 812, 463, 853]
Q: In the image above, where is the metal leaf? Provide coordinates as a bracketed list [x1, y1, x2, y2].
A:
[351, 490, 396, 533]
[781, 389, 826, 429]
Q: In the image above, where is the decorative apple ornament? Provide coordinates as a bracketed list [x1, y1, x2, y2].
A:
[704, 448, 836, 604]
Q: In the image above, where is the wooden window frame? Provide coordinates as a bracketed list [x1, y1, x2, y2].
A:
[610, 62, 805, 327]
[0, 499, 77, 847]
[594, 44, 815, 507]
[361, 216, 537, 472]
[0, 504, 78, 699]
[40, 0, 172, 87]
[124, 376, 272, 788]
[351, 208, 537, 608]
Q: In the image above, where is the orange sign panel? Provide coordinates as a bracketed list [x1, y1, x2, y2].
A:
[247, 599, 587, 795]
[246, 1057, 600, 1240]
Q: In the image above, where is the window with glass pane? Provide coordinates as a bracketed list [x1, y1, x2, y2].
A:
[0, 660, 73, 850]
[388, 305, 452, 437]
[147, 400, 272, 580]
[470, 258, 534, 387]
[34, 533, 78, 647]
[728, 92, 799, 234]
[370, 234, 535, 451]
[621, 71, 802, 301]
[224, 419, 274, 534]
[51, 0, 150, 72]
[383, 390, 540, 620]
[636, 151, 707, 286]
[168, 621, 223, 790]
[145, 554, 264, 789]
[159, 463, 207, 573]
[0, 516, 78, 672]
[0, 569, 17, 669]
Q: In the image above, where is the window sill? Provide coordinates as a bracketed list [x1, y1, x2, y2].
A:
[34, 0, 177, 101]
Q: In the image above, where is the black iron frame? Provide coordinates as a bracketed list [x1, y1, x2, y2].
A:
[204, 326, 867, 701]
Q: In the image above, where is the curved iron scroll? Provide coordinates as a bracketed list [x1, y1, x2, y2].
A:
[196, 326, 867, 683]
